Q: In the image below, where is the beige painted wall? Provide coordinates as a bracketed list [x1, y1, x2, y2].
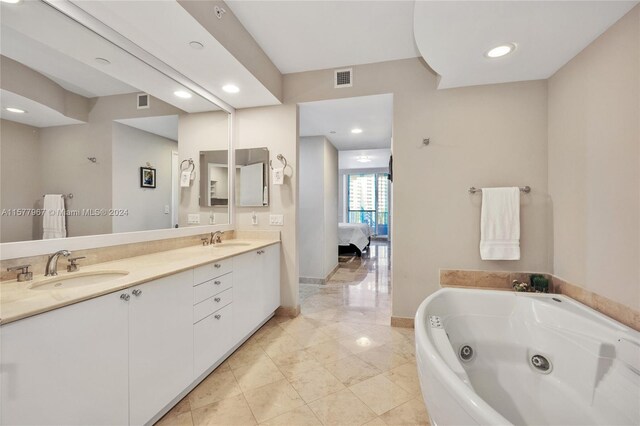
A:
[236, 58, 548, 315]
[323, 138, 338, 277]
[234, 104, 299, 309]
[177, 110, 230, 227]
[283, 58, 549, 319]
[0, 120, 42, 242]
[299, 136, 338, 280]
[112, 123, 177, 233]
[548, 6, 639, 309]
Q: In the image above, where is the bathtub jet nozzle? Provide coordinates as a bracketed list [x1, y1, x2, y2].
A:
[530, 354, 552, 373]
[459, 345, 474, 362]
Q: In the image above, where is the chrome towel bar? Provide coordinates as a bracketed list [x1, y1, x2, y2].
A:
[468, 186, 530, 194]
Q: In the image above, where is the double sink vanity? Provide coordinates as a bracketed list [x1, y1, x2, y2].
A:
[0, 237, 281, 426]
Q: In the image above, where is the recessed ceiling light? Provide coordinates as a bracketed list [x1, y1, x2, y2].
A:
[222, 84, 240, 94]
[356, 155, 371, 163]
[5, 107, 26, 114]
[486, 43, 516, 58]
[189, 41, 204, 50]
[0, 0, 22, 4]
[174, 90, 192, 99]
[351, 128, 363, 134]
[329, 131, 336, 134]
[95, 57, 110, 65]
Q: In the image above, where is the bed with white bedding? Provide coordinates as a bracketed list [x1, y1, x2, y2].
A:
[338, 223, 372, 256]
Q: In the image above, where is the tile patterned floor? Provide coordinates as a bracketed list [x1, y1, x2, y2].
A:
[157, 241, 430, 425]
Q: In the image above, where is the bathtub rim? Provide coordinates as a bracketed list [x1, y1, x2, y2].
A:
[415, 287, 640, 425]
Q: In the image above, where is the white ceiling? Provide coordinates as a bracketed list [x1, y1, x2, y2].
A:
[1, 0, 216, 113]
[299, 94, 393, 151]
[226, 1, 420, 74]
[414, 1, 638, 89]
[339, 149, 391, 170]
[116, 115, 179, 142]
[1, 26, 136, 98]
[0, 90, 84, 128]
[70, 0, 280, 109]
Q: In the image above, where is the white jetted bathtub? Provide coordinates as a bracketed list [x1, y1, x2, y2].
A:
[415, 288, 640, 426]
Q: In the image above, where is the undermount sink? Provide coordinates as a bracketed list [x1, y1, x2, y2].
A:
[211, 242, 252, 248]
[29, 270, 129, 291]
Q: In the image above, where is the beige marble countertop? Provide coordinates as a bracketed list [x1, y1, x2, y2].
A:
[0, 239, 279, 325]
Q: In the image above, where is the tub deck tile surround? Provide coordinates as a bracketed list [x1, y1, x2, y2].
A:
[440, 269, 640, 331]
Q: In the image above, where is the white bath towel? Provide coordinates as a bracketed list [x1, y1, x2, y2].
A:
[180, 171, 191, 187]
[480, 187, 520, 260]
[43, 194, 66, 239]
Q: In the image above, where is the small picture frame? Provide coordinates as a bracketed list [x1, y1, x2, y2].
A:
[140, 167, 156, 188]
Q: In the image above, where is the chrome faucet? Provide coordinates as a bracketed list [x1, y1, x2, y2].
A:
[45, 250, 71, 276]
[210, 231, 223, 245]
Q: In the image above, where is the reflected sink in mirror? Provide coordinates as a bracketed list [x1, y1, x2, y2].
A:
[211, 242, 252, 248]
[29, 270, 129, 291]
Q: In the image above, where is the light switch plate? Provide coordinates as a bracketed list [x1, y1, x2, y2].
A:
[187, 214, 200, 224]
[164, 205, 170, 214]
[269, 214, 284, 226]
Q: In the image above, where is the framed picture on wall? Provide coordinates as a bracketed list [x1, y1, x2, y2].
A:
[140, 167, 156, 188]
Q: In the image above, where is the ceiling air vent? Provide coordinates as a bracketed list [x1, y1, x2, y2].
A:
[334, 68, 353, 88]
[137, 93, 150, 109]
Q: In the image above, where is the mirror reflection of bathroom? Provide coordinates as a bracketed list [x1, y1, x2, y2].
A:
[199, 150, 229, 208]
[0, 0, 230, 243]
[235, 147, 270, 207]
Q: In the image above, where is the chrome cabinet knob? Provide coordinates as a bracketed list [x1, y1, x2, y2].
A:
[214, 263, 221, 269]
[214, 314, 221, 320]
[120, 293, 130, 301]
[132, 289, 142, 296]
[214, 280, 221, 285]
[257, 250, 264, 255]
[214, 297, 221, 302]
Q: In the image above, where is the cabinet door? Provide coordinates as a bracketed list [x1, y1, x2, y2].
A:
[262, 244, 281, 316]
[129, 270, 194, 426]
[1, 292, 129, 426]
[232, 250, 262, 339]
[194, 303, 233, 377]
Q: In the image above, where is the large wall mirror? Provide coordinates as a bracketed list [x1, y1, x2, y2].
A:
[0, 0, 231, 244]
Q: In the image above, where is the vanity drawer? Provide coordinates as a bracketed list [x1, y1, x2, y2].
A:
[194, 288, 232, 323]
[194, 273, 232, 305]
[194, 259, 232, 285]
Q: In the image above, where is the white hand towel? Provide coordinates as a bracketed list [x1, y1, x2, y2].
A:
[180, 171, 191, 187]
[272, 167, 284, 185]
[480, 187, 520, 260]
[43, 194, 66, 239]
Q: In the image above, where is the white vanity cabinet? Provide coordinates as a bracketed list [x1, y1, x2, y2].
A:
[0, 242, 281, 426]
[193, 259, 234, 377]
[128, 270, 193, 426]
[233, 245, 281, 338]
[0, 291, 130, 426]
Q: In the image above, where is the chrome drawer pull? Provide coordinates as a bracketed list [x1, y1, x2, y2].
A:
[120, 293, 130, 301]
[214, 314, 221, 320]
[132, 289, 142, 297]
[214, 297, 221, 302]
[214, 263, 221, 269]
[257, 250, 264, 255]
[214, 280, 221, 285]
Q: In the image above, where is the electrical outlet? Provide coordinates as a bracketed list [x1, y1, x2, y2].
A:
[251, 211, 258, 226]
[187, 214, 200, 224]
[164, 205, 170, 214]
[269, 214, 284, 226]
